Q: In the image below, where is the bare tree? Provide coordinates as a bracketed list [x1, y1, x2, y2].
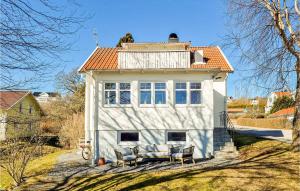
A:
[56, 68, 84, 94]
[225, 0, 300, 149]
[0, 117, 43, 186]
[0, 0, 86, 89]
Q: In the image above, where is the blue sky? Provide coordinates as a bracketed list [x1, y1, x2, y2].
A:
[46, 0, 244, 97]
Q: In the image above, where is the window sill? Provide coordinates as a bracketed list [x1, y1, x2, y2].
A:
[103, 104, 133, 108]
[118, 141, 140, 146]
[174, 104, 204, 108]
[139, 104, 169, 108]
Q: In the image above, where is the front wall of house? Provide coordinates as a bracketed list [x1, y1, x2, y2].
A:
[5, 95, 41, 139]
[86, 72, 227, 161]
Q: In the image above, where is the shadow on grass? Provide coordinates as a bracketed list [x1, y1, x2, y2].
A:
[25, 134, 299, 191]
[232, 132, 266, 148]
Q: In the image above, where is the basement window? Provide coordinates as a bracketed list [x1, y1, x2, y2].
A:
[167, 131, 187, 142]
[120, 131, 139, 142]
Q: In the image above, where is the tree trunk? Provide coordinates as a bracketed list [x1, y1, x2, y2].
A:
[292, 58, 300, 151]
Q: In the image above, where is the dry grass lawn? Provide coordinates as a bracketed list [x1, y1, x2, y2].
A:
[0, 146, 66, 190]
[19, 134, 300, 191]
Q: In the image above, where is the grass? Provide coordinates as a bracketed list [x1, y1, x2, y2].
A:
[21, 134, 300, 191]
[0, 146, 66, 190]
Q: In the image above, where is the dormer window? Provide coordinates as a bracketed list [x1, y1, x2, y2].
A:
[194, 50, 204, 64]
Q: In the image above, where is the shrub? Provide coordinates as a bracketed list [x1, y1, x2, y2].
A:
[59, 113, 84, 149]
[237, 118, 292, 129]
[270, 96, 295, 114]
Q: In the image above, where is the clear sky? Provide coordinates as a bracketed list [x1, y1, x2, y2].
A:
[46, 0, 244, 97]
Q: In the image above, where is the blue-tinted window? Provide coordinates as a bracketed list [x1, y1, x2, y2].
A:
[155, 82, 166, 104]
[140, 91, 151, 104]
[175, 82, 187, 104]
[120, 83, 131, 104]
[140, 83, 152, 104]
[190, 82, 201, 104]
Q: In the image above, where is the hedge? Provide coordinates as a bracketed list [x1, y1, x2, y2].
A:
[236, 118, 292, 129]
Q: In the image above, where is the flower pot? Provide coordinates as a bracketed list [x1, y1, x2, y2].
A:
[97, 157, 106, 166]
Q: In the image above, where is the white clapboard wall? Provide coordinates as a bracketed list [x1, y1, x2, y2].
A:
[118, 51, 191, 69]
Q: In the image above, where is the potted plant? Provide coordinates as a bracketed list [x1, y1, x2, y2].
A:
[97, 157, 106, 166]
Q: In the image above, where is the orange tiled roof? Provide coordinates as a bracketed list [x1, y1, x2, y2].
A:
[0, 91, 29, 110]
[79, 46, 233, 72]
[274, 92, 292, 97]
[271, 107, 295, 116]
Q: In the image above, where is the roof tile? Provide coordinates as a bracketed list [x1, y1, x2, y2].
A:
[79, 46, 233, 72]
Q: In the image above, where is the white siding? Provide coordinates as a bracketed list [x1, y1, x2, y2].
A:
[213, 73, 227, 127]
[118, 51, 190, 69]
[89, 72, 214, 160]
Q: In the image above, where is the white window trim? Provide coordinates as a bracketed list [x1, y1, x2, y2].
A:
[189, 81, 202, 106]
[139, 81, 168, 107]
[103, 81, 132, 107]
[174, 81, 203, 107]
[118, 130, 140, 146]
[165, 130, 188, 144]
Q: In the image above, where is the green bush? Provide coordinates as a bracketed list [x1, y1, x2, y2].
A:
[270, 96, 295, 114]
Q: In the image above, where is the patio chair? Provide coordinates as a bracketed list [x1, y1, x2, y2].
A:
[130, 146, 139, 157]
[114, 148, 137, 168]
[171, 145, 195, 166]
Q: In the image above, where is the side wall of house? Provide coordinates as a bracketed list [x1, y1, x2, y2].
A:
[213, 73, 227, 127]
[85, 71, 217, 161]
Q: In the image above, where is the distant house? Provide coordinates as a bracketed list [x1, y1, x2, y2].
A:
[0, 90, 42, 140]
[270, 107, 295, 121]
[33, 92, 60, 103]
[265, 91, 293, 113]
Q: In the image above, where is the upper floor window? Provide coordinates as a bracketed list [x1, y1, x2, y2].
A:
[104, 83, 116, 105]
[190, 82, 201, 104]
[140, 83, 152, 105]
[120, 83, 131, 104]
[155, 83, 166, 104]
[175, 82, 187, 104]
[104, 82, 131, 105]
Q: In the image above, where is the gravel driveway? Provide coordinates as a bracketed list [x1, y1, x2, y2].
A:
[234, 125, 292, 143]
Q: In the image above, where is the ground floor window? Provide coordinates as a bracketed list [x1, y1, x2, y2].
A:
[167, 131, 186, 142]
[120, 131, 139, 142]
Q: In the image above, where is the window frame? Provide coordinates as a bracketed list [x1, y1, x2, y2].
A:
[190, 82, 202, 105]
[174, 82, 188, 106]
[119, 82, 132, 105]
[104, 82, 117, 106]
[103, 82, 132, 107]
[174, 81, 203, 106]
[118, 131, 140, 145]
[166, 130, 187, 144]
[139, 82, 152, 106]
[139, 81, 168, 107]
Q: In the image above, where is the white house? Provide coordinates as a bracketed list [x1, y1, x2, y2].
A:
[79, 36, 234, 163]
[265, 91, 293, 113]
[33, 92, 60, 103]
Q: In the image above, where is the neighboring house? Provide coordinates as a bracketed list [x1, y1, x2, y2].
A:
[265, 91, 292, 113]
[79, 35, 234, 162]
[0, 90, 42, 140]
[33, 92, 60, 103]
[270, 107, 295, 121]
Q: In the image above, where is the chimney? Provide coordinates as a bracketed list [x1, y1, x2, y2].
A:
[168, 33, 179, 43]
